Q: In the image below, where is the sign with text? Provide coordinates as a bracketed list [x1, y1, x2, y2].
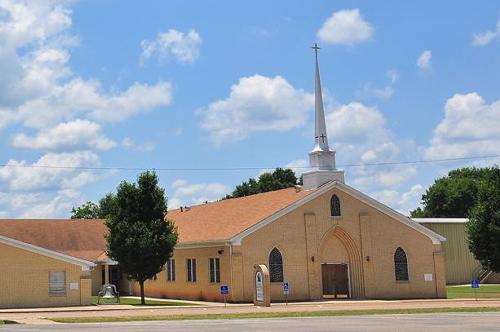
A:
[255, 271, 264, 302]
[283, 282, 289, 295]
[220, 285, 229, 295]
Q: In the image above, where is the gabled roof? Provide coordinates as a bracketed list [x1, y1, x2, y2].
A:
[167, 187, 317, 245]
[168, 181, 446, 246]
[0, 219, 108, 262]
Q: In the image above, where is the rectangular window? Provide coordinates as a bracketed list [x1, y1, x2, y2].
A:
[49, 271, 66, 295]
[166, 258, 176, 281]
[186, 258, 197, 282]
[209, 258, 221, 283]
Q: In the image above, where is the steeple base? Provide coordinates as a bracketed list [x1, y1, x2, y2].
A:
[302, 169, 345, 190]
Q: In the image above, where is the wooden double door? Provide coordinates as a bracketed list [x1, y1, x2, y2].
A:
[321, 263, 350, 299]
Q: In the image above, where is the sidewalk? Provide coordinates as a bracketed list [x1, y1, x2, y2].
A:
[1, 298, 500, 324]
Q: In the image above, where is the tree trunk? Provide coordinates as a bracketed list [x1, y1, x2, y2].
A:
[139, 279, 145, 305]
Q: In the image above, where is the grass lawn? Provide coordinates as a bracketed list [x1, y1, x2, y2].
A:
[91, 296, 195, 306]
[447, 284, 500, 299]
[51, 307, 500, 323]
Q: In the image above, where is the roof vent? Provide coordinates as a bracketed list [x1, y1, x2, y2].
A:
[180, 206, 183, 212]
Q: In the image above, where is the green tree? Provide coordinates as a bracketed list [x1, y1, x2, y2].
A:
[71, 194, 118, 219]
[71, 201, 100, 219]
[410, 167, 497, 218]
[226, 168, 298, 199]
[466, 167, 500, 272]
[98, 193, 118, 219]
[105, 171, 178, 304]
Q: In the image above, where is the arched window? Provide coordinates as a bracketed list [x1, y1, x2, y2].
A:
[269, 248, 283, 282]
[394, 247, 409, 281]
[331, 194, 341, 217]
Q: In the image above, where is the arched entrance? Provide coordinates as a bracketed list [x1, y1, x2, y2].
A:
[319, 226, 365, 299]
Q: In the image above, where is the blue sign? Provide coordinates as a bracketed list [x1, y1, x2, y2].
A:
[220, 285, 229, 295]
[471, 279, 480, 289]
[283, 282, 289, 295]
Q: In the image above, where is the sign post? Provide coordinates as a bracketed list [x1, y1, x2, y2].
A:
[220, 285, 229, 307]
[283, 282, 289, 306]
[471, 279, 479, 301]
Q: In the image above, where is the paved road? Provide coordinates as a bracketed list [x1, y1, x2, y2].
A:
[2, 313, 500, 332]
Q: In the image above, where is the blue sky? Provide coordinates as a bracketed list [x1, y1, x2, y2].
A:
[0, 0, 499, 217]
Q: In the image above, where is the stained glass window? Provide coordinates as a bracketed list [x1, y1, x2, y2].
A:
[331, 194, 341, 216]
[269, 248, 283, 282]
[394, 247, 409, 281]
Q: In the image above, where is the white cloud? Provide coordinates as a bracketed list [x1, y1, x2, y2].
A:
[356, 69, 399, 101]
[472, 20, 500, 47]
[198, 75, 314, 146]
[356, 83, 394, 100]
[18, 189, 80, 218]
[11, 119, 116, 150]
[121, 137, 154, 152]
[425, 93, 500, 159]
[370, 184, 424, 215]
[324, 102, 417, 189]
[141, 29, 201, 64]
[0, 188, 84, 218]
[0, 0, 174, 217]
[0, 151, 99, 191]
[317, 9, 374, 45]
[352, 165, 417, 188]
[168, 179, 228, 209]
[17, 79, 173, 128]
[416, 50, 432, 71]
[0, 0, 173, 128]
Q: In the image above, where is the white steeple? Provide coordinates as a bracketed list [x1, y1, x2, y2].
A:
[302, 43, 344, 190]
[312, 43, 330, 153]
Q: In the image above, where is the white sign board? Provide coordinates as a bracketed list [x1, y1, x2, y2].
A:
[255, 271, 264, 302]
[69, 282, 79, 290]
[424, 274, 433, 282]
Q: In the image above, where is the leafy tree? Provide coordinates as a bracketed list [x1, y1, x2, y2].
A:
[410, 167, 497, 218]
[71, 201, 100, 219]
[98, 193, 118, 219]
[105, 171, 178, 304]
[71, 194, 118, 219]
[466, 167, 500, 272]
[226, 168, 298, 199]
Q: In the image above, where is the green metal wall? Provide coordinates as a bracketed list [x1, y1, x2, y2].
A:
[420, 223, 480, 285]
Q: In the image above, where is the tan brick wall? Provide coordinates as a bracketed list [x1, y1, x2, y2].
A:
[235, 187, 446, 301]
[135, 186, 446, 302]
[0, 242, 91, 308]
[136, 245, 232, 302]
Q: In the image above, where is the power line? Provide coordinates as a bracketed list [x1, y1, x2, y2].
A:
[0, 155, 498, 172]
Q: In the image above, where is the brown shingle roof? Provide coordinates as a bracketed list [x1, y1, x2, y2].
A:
[167, 187, 316, 243]
[0, 187, 316, 256]
[0, 219, 107, 262]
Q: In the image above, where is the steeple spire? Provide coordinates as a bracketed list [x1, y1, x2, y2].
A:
[312, 43, 330, 152]
[302, 43, 344, 189]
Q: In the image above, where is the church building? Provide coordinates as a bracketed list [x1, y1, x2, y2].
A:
[0, 46, 448, 308]
[137, 45, 447, 302]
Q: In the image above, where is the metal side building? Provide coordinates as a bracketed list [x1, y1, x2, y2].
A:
[414, 218, 500, 285]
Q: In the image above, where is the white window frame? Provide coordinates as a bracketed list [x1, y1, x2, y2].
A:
[186, 258, 196, 282]
[166, 258, 176, 282]
[209, 258, 220, 283]
[49, 271, 66, 296]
